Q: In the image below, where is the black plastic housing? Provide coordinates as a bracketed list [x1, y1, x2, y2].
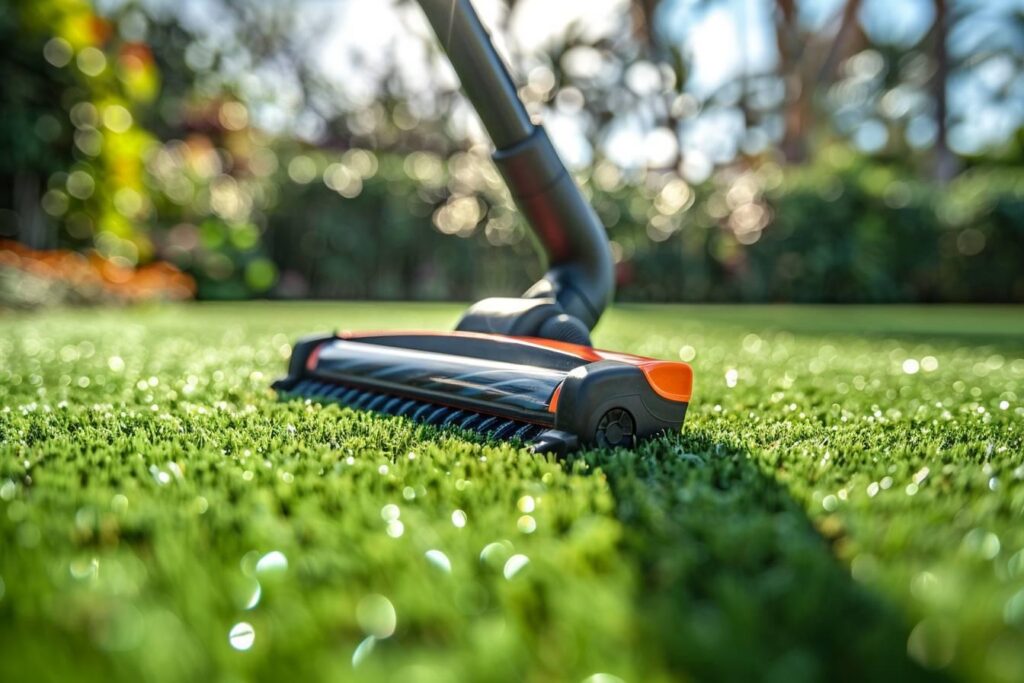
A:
[273, 332, 691, 454]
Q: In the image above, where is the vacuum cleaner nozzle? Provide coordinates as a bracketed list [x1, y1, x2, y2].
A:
[274, 331, 691, 455]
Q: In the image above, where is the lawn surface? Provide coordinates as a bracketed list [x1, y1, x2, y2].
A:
[1, 302, 1022, 682]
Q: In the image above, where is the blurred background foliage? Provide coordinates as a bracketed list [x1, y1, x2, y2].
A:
[1, 0, 1022, 306]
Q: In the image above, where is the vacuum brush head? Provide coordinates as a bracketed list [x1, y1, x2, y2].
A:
[274, 331, 692, 455]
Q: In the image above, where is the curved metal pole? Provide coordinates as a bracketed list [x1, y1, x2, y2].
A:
[417, 0, 532, 149]
[416, 0, 615, 331]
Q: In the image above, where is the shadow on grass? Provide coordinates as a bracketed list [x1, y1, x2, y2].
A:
[572, 428, 944, 682]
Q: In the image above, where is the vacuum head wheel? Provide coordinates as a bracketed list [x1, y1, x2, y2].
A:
[596, 408, 636, 449]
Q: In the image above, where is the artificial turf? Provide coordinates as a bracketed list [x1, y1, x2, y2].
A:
[0, 302, 1022, 682]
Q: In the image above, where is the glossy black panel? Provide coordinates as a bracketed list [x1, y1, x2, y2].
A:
[311, 338, 564, 425]
[353, 333, 590, 372]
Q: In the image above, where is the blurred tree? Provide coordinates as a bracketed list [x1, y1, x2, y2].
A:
[0, 2, 76, 248]
[3, 0, 1022, 305]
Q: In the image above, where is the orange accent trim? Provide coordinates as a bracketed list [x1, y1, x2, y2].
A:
[637, 361, 693, 403]
[305, 343, 324, 371]
[335, 330, 693, 403]
[514, 336, 604, 361]
[547, 383, 563, 414]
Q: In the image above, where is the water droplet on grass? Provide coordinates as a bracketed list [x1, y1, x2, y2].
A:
[503, 554, 530, 579]
[961, 529, 1000, 560]
[1005, 590, 1024, 626]
[255, 551, 288, 574]
[451, 510, 467, 528]
[517, 515, 537, 534]
[69, 556, 99, 580]
[1008, 550, 1024, 577]
[357, 594, 396, 638]
[229, 622, 255, 650]
[352, 636, 375, 667]
[425, 549, 452, 573]
[150, 466, 171, 486]
[582, 674, 626, 683]
[910, 571, 939, 601]
[907, 619, 956, 669]
[480, 541, 514, 566]
[517, 496, 535, 513]
[243, 580, 261, 610]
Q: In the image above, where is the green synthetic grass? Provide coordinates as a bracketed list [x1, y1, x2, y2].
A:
[1, 302, 1023, 683]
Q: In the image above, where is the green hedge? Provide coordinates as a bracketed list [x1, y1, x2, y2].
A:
[218, 151, 1024, 304]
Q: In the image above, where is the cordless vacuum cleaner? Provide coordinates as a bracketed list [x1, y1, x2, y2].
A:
[274, 0, 693, 454]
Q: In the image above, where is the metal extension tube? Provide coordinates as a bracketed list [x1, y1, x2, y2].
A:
[416, 0, 615, 332]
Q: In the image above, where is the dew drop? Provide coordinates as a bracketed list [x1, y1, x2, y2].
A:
[425, 549, 452, 573]
[380, 504, 400, 521]
[906, 619, 956, 669]
[582, 674, 626, 683]
[352, 636, 375, 667]
[1004, 589, 1024, 626]
[480, 541, 514, 566]
[255, 551, 288, 574]
[517, 515, 537, 534]
[229, 622, 255, 651]
[357, 594, 396, 638]
[243, 580, 261, 610]
[503, 554, 530, 579]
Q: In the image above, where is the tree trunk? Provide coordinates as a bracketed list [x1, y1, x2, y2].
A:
[775, 0, 808, 163]
[14, 172, 48, 249]
[818, 0, 863, 85]
[931, 0, 957, 182]
[630, 0, 661, 51]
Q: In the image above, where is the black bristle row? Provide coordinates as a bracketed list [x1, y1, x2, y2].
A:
[287, 378, 546, 443]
